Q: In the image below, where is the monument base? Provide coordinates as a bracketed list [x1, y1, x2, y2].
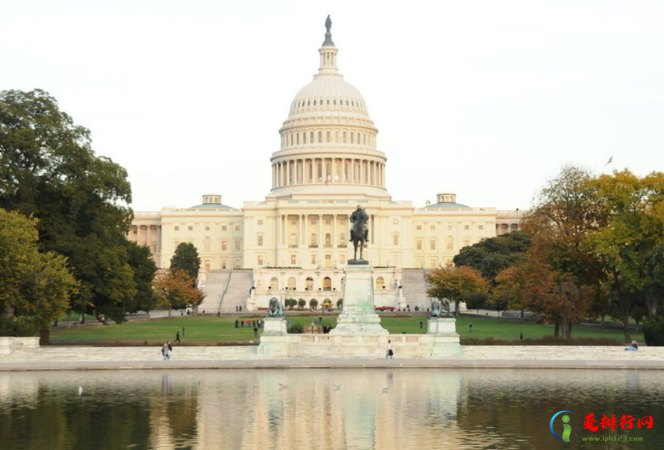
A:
[330, 264, 388, 335]
[262, 317, 288, 336]
[427, 317, 461, 357]
[257, 317, 288, 356]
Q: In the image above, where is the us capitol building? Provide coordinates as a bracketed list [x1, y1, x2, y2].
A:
[128, 21, 525, 312]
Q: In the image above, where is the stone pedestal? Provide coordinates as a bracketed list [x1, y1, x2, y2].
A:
[427, 317, 461, 357]
[427, 317, 458, 335]
[262, 317, 288, 336]
[257, 317, 288, 356]
[330, 264, 388, 335]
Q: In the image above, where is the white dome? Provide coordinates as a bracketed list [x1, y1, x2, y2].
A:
[289, 76, 369, 117]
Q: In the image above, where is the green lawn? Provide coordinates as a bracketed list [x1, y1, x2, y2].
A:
[49, 314, 641, 344]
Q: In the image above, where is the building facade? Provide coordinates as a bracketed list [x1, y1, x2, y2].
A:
[128, 25, 526, 311]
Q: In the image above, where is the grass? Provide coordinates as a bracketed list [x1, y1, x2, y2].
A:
[49, 314, 642, 345]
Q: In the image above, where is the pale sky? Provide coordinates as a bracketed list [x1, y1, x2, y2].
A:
[2, 0, 663, 212]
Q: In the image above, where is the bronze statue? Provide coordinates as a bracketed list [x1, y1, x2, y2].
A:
[350, 205, 369, 261]
[430, 298, 451, 318]
[267, 297, 285, 318]
[325, 15, 332, 33]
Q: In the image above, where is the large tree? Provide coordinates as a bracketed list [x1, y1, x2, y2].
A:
[453, 231, 531, 286]
[152, 269, 204, 317]
[125, 241, 158, 312]
[583, 169, 664, 341]
[0, 208, 76, 343]
[0, 89, 142, 323]
[426, 266, 488, 316]
[170, 242, 201, 284]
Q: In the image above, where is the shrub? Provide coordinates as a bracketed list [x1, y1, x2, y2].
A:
[643, 316, 664, 346]
[288, 323, 304, 334]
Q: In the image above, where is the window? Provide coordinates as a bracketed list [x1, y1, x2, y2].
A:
[311, 254, 317, 264]
[221, 259, 227, 269]
[339, 233, 346, 245]
[258, 220, 263, 225]
[257, 255, 264, 265]
[235, 240, 241, 251]
[306, 277, 314, 290]
[325, 233, 331, 245]
[416, 225, 422, 231]
[478, 225, 484, 230]
[235, 225, 240, 231]
[174, 226, 179, 231]
[270, 277, 279, 290]
[257, 235, 263, 246]
[463, 238, 471, 247]
[222, 226, 227, 231]
[290, 233, 297, 246]
[323, 276, 332, 290]
[393, 234, 399, 245]
[464, 225, 470, 230]
[310, 233, 318, 246]
[430, 258, 437, 268]
[221, 240, 227, 251]
[376, 277, 385, 290]
[446, 236, 454, 250]
[288, 277, 297, 290]
[291, 254, 297, 265]
[430, 240, 436, 250]
[430, 225, 436, 231]
[416, 240, 422, 250]
[188, 226, 193, 231]
[324, 254, 332, 268]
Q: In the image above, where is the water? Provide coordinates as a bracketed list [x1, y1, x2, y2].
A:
[0, 369, 661, 449]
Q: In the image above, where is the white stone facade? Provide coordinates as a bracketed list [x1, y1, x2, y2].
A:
[127, 26, 526, 310]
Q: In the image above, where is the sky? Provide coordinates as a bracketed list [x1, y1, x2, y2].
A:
[2, 0, 663, 212]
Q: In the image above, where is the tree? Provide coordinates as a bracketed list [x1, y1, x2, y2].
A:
[309, 299, 318, 310]
[453, 232, 531, 285]
[337, 299, 343, 308]
[493, 266, 524, 317]
[125, 241, 158, 312]
[465, 291, 488, 315]
[583, 170, 664, 341]
[170, 243, 201, 285]
[0, 208, 77, 343]
[426, 266, 488, 316]
[151, 269, 203, 317]
[0, 89, 138, 323]
[298, 299, 306, 309]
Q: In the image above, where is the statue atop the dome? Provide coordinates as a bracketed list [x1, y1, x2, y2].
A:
[323, 15, 334, 47]
[349, 205, 369, 264]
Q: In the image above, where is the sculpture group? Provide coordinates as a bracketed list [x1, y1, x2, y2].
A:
[267, 297, 284, 317]
[430, 298, 452, 318]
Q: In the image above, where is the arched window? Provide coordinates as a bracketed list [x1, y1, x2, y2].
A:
[318, 131, 322, 143]
[339, 233, 346, 245]
[270, 277, 279, 290]
[343, 131, 347, 143]
[288, 277, 297, 290]
[310, 132, 314, 142]
[430, 239, 436, 250]
[350, 132, 354, 143]
[305, 277, 314, 291]
[446, 236, 454, 250]
[376, 277, 385, 290]
[290, 233, 297, 246]
[303, 133, 306, 144]
[323, 277, 332, 291]
[326, 131, 330, 142]
[221, 240, 227, 251]
[297, 134, 300, 145]
[310, 233, 317, 246]
[203, 237, 211, 251]
[325, 233, 331, 246]
[393, 233, 399, 246]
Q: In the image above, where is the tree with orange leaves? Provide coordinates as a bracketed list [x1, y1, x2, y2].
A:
[426, 266, 488, 316]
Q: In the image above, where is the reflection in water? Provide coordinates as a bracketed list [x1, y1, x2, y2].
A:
[0, 369, 662, 449]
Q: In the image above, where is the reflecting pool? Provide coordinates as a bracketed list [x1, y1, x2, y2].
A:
[0, 369, 661, 449]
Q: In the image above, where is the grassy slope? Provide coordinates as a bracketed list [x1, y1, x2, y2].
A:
[49, 314, 642, 344]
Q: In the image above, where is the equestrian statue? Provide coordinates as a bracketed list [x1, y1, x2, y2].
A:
[349, 205, 369, 262]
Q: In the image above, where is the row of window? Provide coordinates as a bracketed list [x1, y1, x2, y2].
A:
[415, 224, 485, 231]
[259, 276, 390, 291]
[282, 129, 373, 147]
[293, 97, 364, 110]
[174, 225, 241, 232]
[178, 239, 242, 252]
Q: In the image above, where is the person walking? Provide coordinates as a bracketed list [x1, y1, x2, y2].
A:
[253, 327, 259, 338]
[175, 332, 180, 343]
[520, 332, 523, 340]
[386, 340, 394, 359]
[419, 321, 423, 330]
[469, 323, 473, 332]
[161, 343, 171, 361]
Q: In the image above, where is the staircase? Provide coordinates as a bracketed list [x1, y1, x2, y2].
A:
[199, 270, 232, 313]
[401, 269, 431, 310]
[219, 269, 254, 313]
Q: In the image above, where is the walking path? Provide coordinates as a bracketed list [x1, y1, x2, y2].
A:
[1, 345, 662, 371]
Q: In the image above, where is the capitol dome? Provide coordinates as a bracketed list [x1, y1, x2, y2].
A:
[269, 19, 388, 199]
